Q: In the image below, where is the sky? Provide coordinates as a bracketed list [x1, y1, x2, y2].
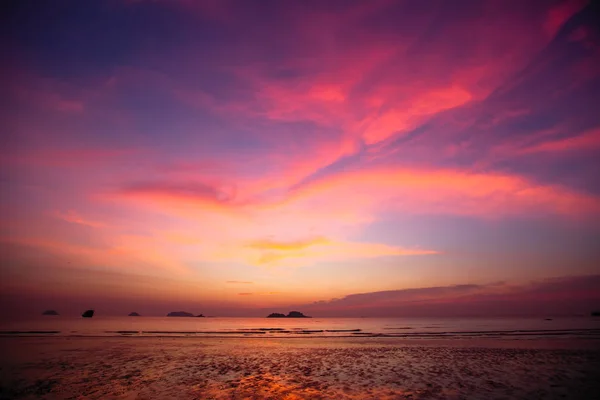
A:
[1, 0, 600, 318]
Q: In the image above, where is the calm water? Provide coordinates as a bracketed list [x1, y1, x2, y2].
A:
[1, 316, 600, 339]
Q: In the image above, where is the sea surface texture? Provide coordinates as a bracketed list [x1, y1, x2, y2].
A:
[1, 316, 599, 339]
[1, 317, 599, 399]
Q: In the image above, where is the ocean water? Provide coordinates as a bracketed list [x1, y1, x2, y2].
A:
[1, 316, 599, 339]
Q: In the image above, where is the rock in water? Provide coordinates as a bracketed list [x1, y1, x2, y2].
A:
[82, 309, 94, 318]
[266, 311, 311, 318]
[267, 312, 286, 318]
[42, 310, 59, 316]
[128, 312, 141, 316]
[166, 311, 194, 317]
[287, 311, 310, 318]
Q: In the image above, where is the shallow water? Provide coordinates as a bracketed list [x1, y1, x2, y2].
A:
[1, 316, 599, 339]
[2, 337, 599, 399]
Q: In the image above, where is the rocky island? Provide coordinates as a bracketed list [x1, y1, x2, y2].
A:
[267, 311, 311, 318]
[81, 309, 94, 318]
[167, 311, 195, 317]
[128, 312, 141, 316]
[42, 310, 59, 316]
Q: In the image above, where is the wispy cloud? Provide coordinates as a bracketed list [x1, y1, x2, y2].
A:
[520, 128, 600, 154]
[238, 292, 279, 296]
[247, 237, 329, 251]
[54, 210, 105, 228]
[215, 236, 437, 268]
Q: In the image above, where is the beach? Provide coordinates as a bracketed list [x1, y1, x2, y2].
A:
[1, 337, 599, 399]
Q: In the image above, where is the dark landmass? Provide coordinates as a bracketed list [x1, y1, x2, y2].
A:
[81, 310, 94, 318]
[267, 311, 311, 318]
[196, 314, 205, 317]
[287, 311, 310, 318]
[592, 311, 600, 317]
[167, 311, 195, 317]
[128, 312, 141, 317]
[42, 310, 59, 316]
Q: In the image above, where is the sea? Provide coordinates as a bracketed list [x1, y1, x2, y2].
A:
[1, 316, 600, 340]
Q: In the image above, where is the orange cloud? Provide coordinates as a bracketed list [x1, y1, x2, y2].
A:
[162, 232, 203, 245]
[247, 237, 330, 251]
[215, 236, 437, 267]
[1, 234, 190, 276]
[238, 292, 279, 296]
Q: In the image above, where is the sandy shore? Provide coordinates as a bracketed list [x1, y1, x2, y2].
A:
[1, 337, 599, 399]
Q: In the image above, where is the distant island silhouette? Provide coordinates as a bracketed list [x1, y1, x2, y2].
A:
[82, 309, 94, 318]
[128, 312, 141, 317]
[167, 311, 198, 317]
[42, 310, 59, 316]
[196, 314, 205, 317]
[267, 311, 311, 318]
[592, 311, 600, 317]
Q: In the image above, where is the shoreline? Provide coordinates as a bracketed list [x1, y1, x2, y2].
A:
[1, 335, 599, 350]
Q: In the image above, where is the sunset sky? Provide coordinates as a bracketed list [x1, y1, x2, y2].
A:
[2, 0, 599, 317]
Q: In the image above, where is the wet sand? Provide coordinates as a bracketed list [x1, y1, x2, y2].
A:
[1, 337, 599, 399]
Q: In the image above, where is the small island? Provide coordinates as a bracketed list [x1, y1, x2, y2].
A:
[42, 310, 59, 316]
[267, 311, 311, 318]
[196, 314, 205, 317]
[82, 309, 94, 318]
[592, 311, 600, 317]
[167, 311, 195, 317]
[128, 312, 141, 317]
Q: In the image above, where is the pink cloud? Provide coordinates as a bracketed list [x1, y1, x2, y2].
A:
[359, 85, 473, 145]
[521, 128, 600, 154]
[543, 0, 588, 38]
[54, 210, 105, 228]
[286, 167, 600, 219]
